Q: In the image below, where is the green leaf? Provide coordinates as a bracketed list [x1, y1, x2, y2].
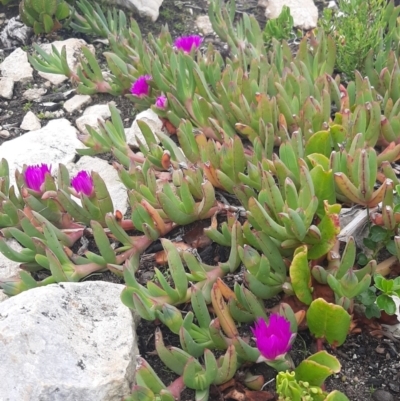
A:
[308, 203, 341, 260]
[306, 298, 351, 346]
[305, 130, 332, 158]
[295, 351, 341, 387]
[376, 294, 397, 315]
[33, 21, 45, 34]
[364, 304, 381, 319]
[42, 13, 54, 33]
[325, 390, 350, 401]
[369, 226, 388, 243]
[289, 245, 312, 305]
[310, 165, 335, 217]
[55, 2, 70, 20]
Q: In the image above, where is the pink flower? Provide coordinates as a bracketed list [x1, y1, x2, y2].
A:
[251, 314, 292, 360]
[174, 35, 203, 53]
[155, 95, 167, 109]
[24, 164, 51, 192]
[130, 75, 152, 97]
[71, 171, 93, 196]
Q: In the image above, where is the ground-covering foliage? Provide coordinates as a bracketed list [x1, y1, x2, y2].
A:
[1, 0, 400, 400]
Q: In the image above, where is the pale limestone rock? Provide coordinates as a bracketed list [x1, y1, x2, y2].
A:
[83, 103, 113, 119]
[0, 130, 10, 138]
[113, 0, 163, 21]
[263, 0, 318, 30]
[0, 48, 33, 83]
[0, 77, 14, 99]
[38, 39, 96, 86]
[0, 239, 23, 282]
[68, 156, 128, 215]
[75, 114, 105, 135]
[76, 103, 113, 135]
[0, 282, 140, 401]
[0, 291, 8, 303]
[22, 87, 47, 102]
[64, 94, 92, 113]
[196, 15, 214, 36]
[0, 118, 83, 187]
[20, 111, 41, 131]
[125, 108, 163, 148]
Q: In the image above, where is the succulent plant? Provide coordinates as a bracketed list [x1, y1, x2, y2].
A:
[19, 0, 71, 35]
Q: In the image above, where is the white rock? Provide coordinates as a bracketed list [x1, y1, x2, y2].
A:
[0, 48, 33, 83]
[264, 0, 318, 30]
[126, 109, 163, 148]
[76, 103, 113, 135]
[0, 118, 83, 187]
[0, 291, 8, 303]
[20, 111, 41, 131]
[0, 77, 14, 99]
[22, 87, 47, 102]
[196, 15, 214, 36]
[76, 114, 105, 135]
[0, 282, 139, 401]
[68, 156, 128, 214]
[0, 130, 10, 138]
[38, 39, 96, 86]
[113, 0, 163, 21]
[0, 239, 23, 282]
[83, 103, 113, 119]
[64, 94, 92, 113]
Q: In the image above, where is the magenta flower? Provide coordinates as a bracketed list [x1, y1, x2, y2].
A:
[174, 35, 203, 53]
[155, 95, 167, 109]
[24, 164, 51, 192]
[251, 314, 292, 360]
[130, 75, 152, 97]
[71, 171, 94, 196]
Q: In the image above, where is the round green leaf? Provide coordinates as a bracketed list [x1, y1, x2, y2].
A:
[306, 298, 351, 346]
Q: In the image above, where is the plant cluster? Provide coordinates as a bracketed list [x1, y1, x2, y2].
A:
[319, 0, 400, 80]
[1, 0, 400, 400]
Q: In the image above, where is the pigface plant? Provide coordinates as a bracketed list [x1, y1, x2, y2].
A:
[2, 0, 400, 400]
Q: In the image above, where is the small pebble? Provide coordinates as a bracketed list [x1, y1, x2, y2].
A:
[372, 389, 394, 401]
[0, 130, 10, 138]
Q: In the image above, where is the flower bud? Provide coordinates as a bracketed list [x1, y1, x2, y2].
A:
[174, 35, 203, 53]
[251, 314, 293, 360]
[70, 171, 94, 196]
[130, 74, 152, 97]
[24, 164, 51, 192]
[155, 95, 167, 109]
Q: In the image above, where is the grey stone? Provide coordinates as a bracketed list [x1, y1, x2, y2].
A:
[263, 0, 318, 30]
[0, 48, 33, 83]
[196, 15, 214, 36]
[125, 108, 163, 148]
[64, 94, 92, 113]
[0, 239, 23, 282]
[0, 77, 14, 99]
[38, 39, 96, 86]
[0, 16, 33, 48]
[113, 0, 163, 21]
[0, 118, 83, 187]
[20, 111, 41, 131]
[22, 87, 47, 102]
[67, 156, 128, 215]
[372, 389, 394, 401]
[0, 281, 139, 401]
[0, 130, 10, 138]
